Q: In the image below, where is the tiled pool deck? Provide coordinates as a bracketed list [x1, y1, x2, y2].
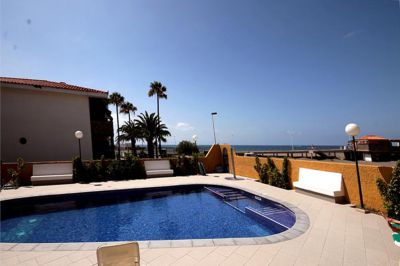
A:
[1, 174, 399, 265]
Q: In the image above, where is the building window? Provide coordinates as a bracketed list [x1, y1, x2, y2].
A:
[19, 137, 27, 145]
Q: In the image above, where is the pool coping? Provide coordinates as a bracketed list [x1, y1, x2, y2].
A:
[0, 176, 310, 251]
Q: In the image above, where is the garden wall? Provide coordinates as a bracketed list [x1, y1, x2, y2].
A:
[221, 144, 393, 212]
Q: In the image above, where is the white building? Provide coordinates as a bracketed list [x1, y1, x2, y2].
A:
[1, 77, 114, 162]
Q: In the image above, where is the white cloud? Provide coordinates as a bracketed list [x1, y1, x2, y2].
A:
[343, 30, 363, 39]
[175, 122, 195, 131]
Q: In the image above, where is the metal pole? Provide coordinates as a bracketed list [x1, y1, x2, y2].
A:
[230, 147, 237, 179]
[211, 113, 217, 144]
[352, 136, 364, 209]
[78, 139, 82, 159]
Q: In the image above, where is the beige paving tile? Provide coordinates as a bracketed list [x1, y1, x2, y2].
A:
[365, 248, 389, 266]
[343, 247, 367, 265]
[41, 255, 71, 266]
[147, 254, 178, 266]
[244, 248, 276, 266]
[33, 244, 61, 251]
[213, 245, 238, 257]
[67, 251, 94, 263]
[170, 255, 198, 266]
[188, 246, 215, 261]
[18, 259, 39, 266]
[67, 258, 93, 266]
[269, 252, 297, 266]
[0, 251, 21, 260]
[35, 251, 72, 265]
[165, 247, 192, 259]
[197, 251, 227, 265]
[11, 244, 38, 251]
[0, 243, 17, 251]
[140, 248, 167, 264]
[16, 252, 44, 263]
[79, 242, 105, 251]
[220, 253, 249, 266]
[0, 255, 20, 266]
[294, 249, 320, 266]
[233, 245, 260, 259]
[363, 228, 386, 252]
[56, 243, 84, 251]
[319, 253, 343, 266]
[388, 259, 400, 266]
[1, 175, 399, 265]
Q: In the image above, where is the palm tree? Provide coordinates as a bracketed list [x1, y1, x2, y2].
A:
[109, 92, 125, 160]
[120, 101, 137, 122]
[118, 121, 142, 156]
[156, 123, 171, 156]
[120, 101, 138, 154]
[135, 112, 158, 158]
[148, 81, 167, 157]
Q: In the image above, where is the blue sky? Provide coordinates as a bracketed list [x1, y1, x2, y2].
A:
[1, 0, 399, 145]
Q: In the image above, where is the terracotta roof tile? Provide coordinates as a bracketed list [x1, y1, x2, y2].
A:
[0, 77, 108, 95]
[359, 135, 387, 140]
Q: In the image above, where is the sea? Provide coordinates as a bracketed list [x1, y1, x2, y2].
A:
[149, 144, 342, 153]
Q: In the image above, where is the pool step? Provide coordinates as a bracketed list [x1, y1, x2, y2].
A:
[259, 206, 287, 215]
[204, 186, 246, 201]
[245, 206, 290, 230]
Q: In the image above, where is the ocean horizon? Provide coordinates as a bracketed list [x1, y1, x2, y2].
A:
[134, 144, 342, 152]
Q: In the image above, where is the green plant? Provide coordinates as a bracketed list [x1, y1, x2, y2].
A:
[170, 156, 198, 176]
[118, 121, 142, 156]
[148, 81, 168, 157]
[135, 112, 170, 158]
[281, 157, 290, 189]
[6, 157, 25, 188]
[254, 156, 269, 184]
[73, 156, 87, 183]
[106, 155, 146, 180]
[376, 160, 400, 219]
[109, 92, 125, 160]
[86, 160, 101, 181]
[254, 156, 290, 189]
[176, 141, 199, 156]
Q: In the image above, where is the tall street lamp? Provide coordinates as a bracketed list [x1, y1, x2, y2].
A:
[211, 112, 217, 144]
[345, 123, 364, 210]
[192, 134, 198, 145]
[75, 130, 83, 159]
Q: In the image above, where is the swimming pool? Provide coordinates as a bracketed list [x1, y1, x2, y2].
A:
[1, 185, 296, 243]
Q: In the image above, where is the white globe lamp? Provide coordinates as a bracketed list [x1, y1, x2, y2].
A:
[345, 123, 364, 210]
[74, 130, 83, 158]
[345, 123, 360, 137]
[75, 130, 83, 139]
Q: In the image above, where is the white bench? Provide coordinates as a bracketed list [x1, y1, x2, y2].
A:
[293, 168, 345, 203]
[144, 160, 174, 178]
[31, 163, 73, 185]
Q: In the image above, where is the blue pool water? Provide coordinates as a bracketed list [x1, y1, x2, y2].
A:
[0, 186, 295, 243]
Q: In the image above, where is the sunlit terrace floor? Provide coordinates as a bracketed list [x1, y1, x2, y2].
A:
[1, 174, 399, 266]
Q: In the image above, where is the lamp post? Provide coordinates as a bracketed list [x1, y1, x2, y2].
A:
[345, 123, 364, 209]
[75, 130, 83, 159]
[192, 134, 198, 145]
[211, 112, 217, 144]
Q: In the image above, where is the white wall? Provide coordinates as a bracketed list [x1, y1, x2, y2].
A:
[1, 86, 94, 162]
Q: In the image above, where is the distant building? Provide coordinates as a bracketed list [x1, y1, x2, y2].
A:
[0, 77, 114, 162]
[346, 135, 400, 162]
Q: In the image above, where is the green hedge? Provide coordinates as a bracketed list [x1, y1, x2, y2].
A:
[169, 155, 199, 176]
[73, 155, 146, 183]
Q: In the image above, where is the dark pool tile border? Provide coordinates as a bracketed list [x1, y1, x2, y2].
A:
[0, 181, 310, 250]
